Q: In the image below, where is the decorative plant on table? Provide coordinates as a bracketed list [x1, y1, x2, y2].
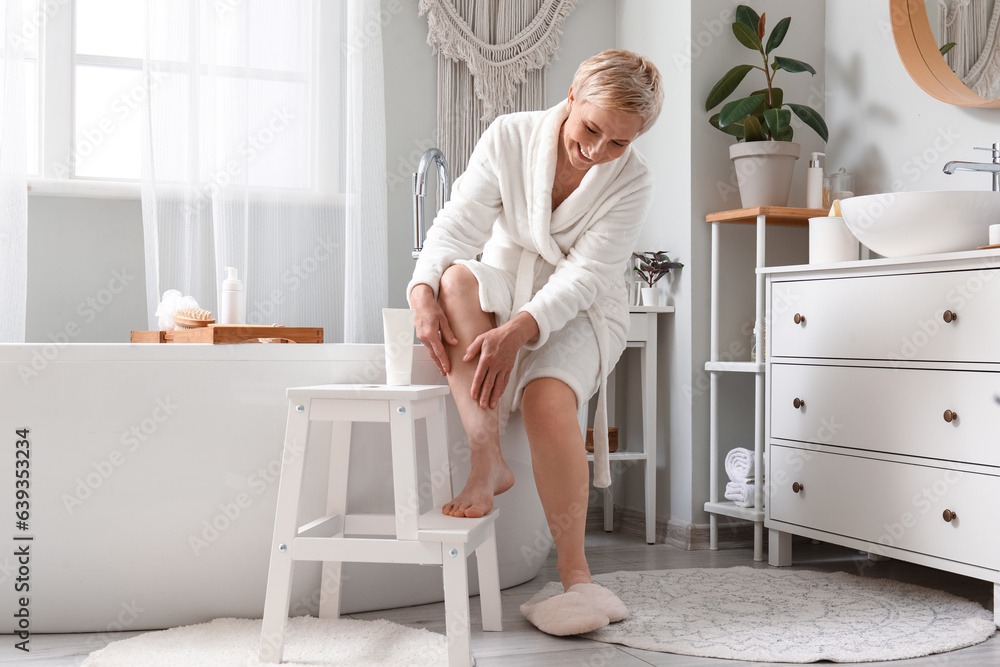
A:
[633, 251, 684, 289]
[704, 5, 828, 143]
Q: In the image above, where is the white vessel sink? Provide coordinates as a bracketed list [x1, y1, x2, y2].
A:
[838, 190, 1000, 257]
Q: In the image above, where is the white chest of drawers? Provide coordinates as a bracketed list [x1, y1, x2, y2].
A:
[763, 251, 1000, 628]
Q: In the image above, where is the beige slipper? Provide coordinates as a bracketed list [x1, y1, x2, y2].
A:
[568, 582, 629, 622]
[520, 590, 610, 636]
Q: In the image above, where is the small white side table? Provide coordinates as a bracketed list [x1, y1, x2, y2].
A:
[587, 305, 674, 545]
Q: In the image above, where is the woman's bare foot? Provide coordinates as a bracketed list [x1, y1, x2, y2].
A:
[442, 452, 514, 518]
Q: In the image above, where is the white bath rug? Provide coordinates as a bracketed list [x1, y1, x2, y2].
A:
[81, 616, 448, 667]
[527, 567, 995, 663]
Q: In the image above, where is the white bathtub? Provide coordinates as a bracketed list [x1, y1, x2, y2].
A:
[0, 343, 550, 633]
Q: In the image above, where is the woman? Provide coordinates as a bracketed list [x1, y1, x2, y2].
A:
[407, 49, 663, 636]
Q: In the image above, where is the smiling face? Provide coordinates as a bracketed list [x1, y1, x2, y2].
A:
[561, 88, 644, 173]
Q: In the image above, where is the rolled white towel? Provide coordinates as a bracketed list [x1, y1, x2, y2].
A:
[725, 447, 755, 482]
[725, 481, 755, 508]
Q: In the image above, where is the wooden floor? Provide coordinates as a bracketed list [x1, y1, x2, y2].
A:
[2, 531, 997, 666]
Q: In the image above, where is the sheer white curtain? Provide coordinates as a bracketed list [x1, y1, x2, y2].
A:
[0, 0, 28, 343]
[140, 0, 387, 342]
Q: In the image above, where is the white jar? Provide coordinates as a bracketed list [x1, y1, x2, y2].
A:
[809, 217, 860, 264]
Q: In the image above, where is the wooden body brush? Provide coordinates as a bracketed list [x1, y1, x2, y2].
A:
[173, 308, 215, 329]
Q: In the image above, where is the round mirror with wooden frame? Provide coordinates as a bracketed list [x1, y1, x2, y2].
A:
[890, 0, 1000, 108]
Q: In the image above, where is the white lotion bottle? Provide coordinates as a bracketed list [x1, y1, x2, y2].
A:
[806, 152, 825, 209]
[220, 267, 245, 325]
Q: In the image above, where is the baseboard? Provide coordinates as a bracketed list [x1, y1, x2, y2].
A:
[666, 515, 757, 550]
[585, 504, 670, 544]
[586, 505, 757, 550]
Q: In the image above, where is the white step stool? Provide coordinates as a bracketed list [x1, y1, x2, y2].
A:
[258, 384, 502, 667]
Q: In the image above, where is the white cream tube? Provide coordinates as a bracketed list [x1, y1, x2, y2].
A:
[382, 308, 416, 386]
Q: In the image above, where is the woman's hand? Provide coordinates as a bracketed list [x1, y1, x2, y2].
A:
[465, 312, 538, 409]
[411, 285, 458, 376]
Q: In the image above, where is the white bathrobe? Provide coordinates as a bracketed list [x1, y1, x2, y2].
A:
[407, 100, 653, 488]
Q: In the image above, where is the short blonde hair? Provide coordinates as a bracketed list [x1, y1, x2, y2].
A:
[571, 49, 663, 135]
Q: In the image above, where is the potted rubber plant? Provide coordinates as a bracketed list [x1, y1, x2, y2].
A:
[705, 5, 829, 207]
[633, 251, 683, 306]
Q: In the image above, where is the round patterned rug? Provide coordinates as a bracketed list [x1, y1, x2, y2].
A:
[526, 566, 996, 663]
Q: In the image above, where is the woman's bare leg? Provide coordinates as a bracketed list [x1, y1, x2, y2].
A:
[520, 377, 592, 590]
[437, 264, 514, 518]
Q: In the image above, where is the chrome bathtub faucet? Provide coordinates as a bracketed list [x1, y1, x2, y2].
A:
[412, 148, 450, 259]
[943, 142, 1000, 192]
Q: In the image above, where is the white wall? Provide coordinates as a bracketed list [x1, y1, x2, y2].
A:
[26, 195, 146, 343]
[382, 1, 438, 310]
[615, 0, 822, 526]
[613, 0, 692, 523]
[825, 1, 999, 196]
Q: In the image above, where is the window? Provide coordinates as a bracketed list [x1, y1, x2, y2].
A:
[71, 0, 144, 180]
[29, 0, 328, 191]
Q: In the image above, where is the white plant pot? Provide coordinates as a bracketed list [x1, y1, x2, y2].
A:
[730, 141, 801, 208]
[641, 287, 658, 307]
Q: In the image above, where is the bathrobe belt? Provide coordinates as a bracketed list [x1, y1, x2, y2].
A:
[498, 248, 614, 489]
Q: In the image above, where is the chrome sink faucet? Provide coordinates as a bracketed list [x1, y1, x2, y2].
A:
[412, 148, 450, 259]
[942, 142, 1000, 192]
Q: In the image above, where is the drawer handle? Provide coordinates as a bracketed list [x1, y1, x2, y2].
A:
[792, 482, 805, 493]
[793, 397, 805, 409]
[793, 313, 806, 325]
[942, 509, 958, 523]
[943, 409, 958, 423]
[943, 310, 958, 323]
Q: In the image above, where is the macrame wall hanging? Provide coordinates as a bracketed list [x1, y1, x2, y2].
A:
[940, 0, 1000, 98]
[419, 0, 579, 175]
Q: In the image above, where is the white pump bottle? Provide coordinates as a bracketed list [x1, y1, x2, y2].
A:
[220, 267, 245, 325]
[806, 152, 825, 209]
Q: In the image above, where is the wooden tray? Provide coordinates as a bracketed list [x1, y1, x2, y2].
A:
[131, 325, 323, 344]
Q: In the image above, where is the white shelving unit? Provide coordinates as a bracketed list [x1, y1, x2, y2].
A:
[704, 206, 822, 561]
